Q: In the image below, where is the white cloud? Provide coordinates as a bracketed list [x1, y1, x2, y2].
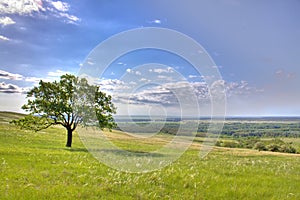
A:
[151, 67, 174, 74]
[0, 70, 23, 80]
[47, 69, 72, 77]
[24, 77, 42, 83]
[0, 69, 55, 83]
[148, 19, 162, 24]
[140, 78, 150, 82]
[0, 69, 83, 95]
[46, 0, 80, 24]
[0, 82, 26, 93]
[125, 69, 141, 75]
[110, 78, 261, 108]
[129, 81, 136, 85]
[0, 0, 80, 24]
[0, 0, 44, 15]
[153, 19, 161, 24]
[117, 62, 127, 66]
[188, 75, 198, 78]
[0, 35, 10, 41]
[87, 61, 95, 65]
[112, 81, 209, 107]
[51, 1, 69, 12]
[158, 75, 168, 79]
[0, 16, 16, 26]
[135, 71, 141, 75]
[96, 78, 129, 91]
[224, 80, 261, 97]
[58, 12, 80, 23]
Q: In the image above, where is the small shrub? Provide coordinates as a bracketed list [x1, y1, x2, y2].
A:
[222, 141, 239, 148]
[280, 145, 297, 153]
[253, 142, 266, 151]
[215, 141, 221, 147]
[266, 143, 281, 152]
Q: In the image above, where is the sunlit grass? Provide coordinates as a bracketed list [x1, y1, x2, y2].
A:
[0, 112, 300, 199]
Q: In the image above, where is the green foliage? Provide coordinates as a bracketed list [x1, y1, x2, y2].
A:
[215, 140, 239, 148]
[11, 115, 54, 132]
[253, 142, 266, 151]
[155, 120, 300, 138]
[216, 138, 298, 154]
[280, 144, 297, 153]
[219, 122, 300, 138]
[266, 143, 281, 152]
[158, 120, 300, 154]
[11, 74, 116, 147]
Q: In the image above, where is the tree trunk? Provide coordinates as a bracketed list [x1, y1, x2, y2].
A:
[66, 128, 73, 147]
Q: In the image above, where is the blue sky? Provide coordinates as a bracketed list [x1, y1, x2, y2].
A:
[0, 0, 299, 116]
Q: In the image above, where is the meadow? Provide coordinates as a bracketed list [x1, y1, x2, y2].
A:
[0, 112, 300, 199]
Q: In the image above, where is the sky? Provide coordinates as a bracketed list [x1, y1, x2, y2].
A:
[0, 0, 299, 116]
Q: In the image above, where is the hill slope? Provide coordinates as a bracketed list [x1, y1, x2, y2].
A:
[0, 112, 299, 199]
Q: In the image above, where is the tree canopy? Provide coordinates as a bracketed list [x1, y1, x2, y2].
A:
[12, 74, 116, 147]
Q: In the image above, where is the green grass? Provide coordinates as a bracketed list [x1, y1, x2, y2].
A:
[0, 112, 300, 199]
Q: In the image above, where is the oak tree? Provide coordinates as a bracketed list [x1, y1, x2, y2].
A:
[12, 74, 116, 147]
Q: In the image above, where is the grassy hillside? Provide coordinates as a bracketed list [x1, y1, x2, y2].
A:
[0, 112, 300, 199]
[0, 111, 26, 123]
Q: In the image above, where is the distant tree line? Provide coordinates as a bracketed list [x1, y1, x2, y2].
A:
[218, 122, 300, 138]
[116, 122, 300, 138]
[115, 121, 299, 154]
[215, 138, 297, 154]
[154, 122, 300, 138]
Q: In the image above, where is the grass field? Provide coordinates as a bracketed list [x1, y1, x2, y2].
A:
[0, 112, 300, 199]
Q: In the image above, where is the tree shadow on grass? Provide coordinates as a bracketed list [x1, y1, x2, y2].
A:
[64, 147, 89, 153]
[88, 148, 165, 157]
